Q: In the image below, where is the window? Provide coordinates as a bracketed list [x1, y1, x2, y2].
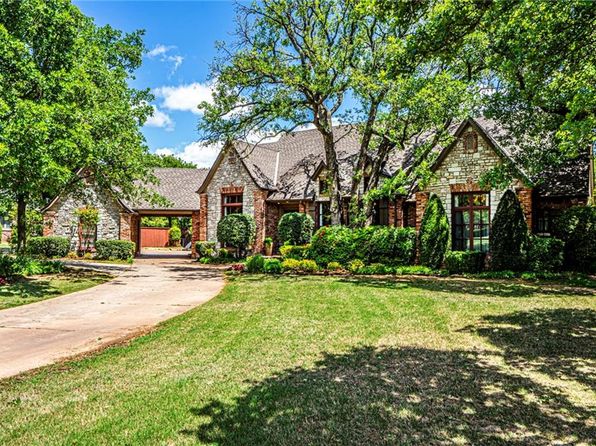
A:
[317, 202, 331, 228]
[373, 199, 389, 226]
[452, 192, 490, 252]
[319, 178, 329, 196]
[463, 132, 478, 153]
[0, 216, 10, 230]
[222, 193, 243, 216]
[536, 209, 558, 234]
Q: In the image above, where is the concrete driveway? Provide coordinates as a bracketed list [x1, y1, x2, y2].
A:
[0, 253, 224, 379]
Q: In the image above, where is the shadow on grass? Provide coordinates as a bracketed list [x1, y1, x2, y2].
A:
[0, 278, 56, 299]
[182, 345, 594, 445]
[339, 276, 596, 298]
[468, 308, 596, 388]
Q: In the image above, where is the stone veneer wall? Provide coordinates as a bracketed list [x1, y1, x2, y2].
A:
[205, 148, 263, 244]
[44, 182, 124, 251]
[423, 123, 525, 227]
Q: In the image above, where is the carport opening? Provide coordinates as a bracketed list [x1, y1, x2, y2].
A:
[135, 212, 195, 258]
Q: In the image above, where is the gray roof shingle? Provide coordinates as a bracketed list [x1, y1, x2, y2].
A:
[130, 168, 209, 211]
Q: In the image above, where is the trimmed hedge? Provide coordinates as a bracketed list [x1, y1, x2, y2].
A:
[95, 240, 135, 260]
[489, 190, 529, 271]
[528, 236, 564, 272]
[168, 226, 181, 245]
[246, 254, 265, 273]
[278, 212, 315, 245]
[279, 244, 310, 260]
[263, 258, 283, 274]
[217, 214, 256, 253]
[308, 225, 416, 267]
[26, 236, 70, 258]
[444, 251, 486, 274]
[553, 206, 596, 272]
[419, 194, 450, 269]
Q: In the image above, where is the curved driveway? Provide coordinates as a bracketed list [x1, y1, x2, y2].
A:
[0, 254, 224, 379]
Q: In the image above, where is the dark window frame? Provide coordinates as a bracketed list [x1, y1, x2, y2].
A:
[316, 201, 332, 228]
[464, 132, 478, 153]
[452, 192, 490, 252]
[221, 193, 243, 217]
[372, 199, 390, 226]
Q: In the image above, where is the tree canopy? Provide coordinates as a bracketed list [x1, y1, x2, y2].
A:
[145, 153, 197, 169]
[0, 0, 155, 250]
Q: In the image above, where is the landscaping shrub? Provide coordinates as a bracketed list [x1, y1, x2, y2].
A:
[552, 206, 596, 272]
[168, 226, 181, 246]
[527, 236, 564, 272]
[309, 226, 354, 266]
[196, 241, 216, 258]
[309, 226, 415, 266]
[394, 265, 438, 276]
[26, 236, 70, 258]
[281, 258, 301, 272]
[246, 254, 265, 273]
[489, 190, 529, 271]
[358, 263, 392, 275]
[348, 259, 365, 274]
[0, 254, 64, 279]
[326, 261, 342, 271]
[418, 194, 450, 269]
[263, 258, 283, 274]
[444, 251, 486, 274]
[217, 214, 256, 255]
[279, 244, 310, 260]
[95, 240, 135, 260]
[298, 259, 318, 273]
[278, 212, 314, 245]
[356, 226, 417, 266]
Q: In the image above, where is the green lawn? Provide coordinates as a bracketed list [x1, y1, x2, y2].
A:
[0, 270, 113, 310]
[0, 275, 594, 445]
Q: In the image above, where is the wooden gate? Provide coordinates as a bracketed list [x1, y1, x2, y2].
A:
[140, 227, 169, 248]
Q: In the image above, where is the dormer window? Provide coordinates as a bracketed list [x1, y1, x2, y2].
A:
[464, 132, 478, 153]
[319, 177, 329, 195]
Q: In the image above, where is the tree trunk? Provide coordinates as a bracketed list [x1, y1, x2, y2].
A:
[588, 143, 595, 205]
[322, 126, 343, 225]
[16, 196, 27, 253]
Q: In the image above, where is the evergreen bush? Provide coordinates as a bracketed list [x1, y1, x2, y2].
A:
[217, 214, 256, 255]
[444, 251, 486, 274]
[527, 236, 564, 272]
[95, 240, 135, 260]
[418, 194, 450, 269]
[552, 206, 596, 272]
[246, 254, 265, 273]
[278, 212, 314, 245]
[26, 236, 70, 258]
[489, 190, 529, 271]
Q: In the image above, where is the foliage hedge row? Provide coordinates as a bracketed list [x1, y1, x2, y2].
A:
[26, 236, 70, 258]
[95, 240, 135, 260]
[444, 251, 486, 274]
[308, 225, 416, 266]
[277, 212, 314, 245]
[0, 254, 64, 280]
[553, 205, 596, 272]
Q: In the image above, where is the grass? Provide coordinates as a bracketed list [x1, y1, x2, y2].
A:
[0, 275, 594, 445]
[0, 270, 113, 310]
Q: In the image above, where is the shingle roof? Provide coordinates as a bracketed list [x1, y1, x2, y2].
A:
[130, 168, 209, 211]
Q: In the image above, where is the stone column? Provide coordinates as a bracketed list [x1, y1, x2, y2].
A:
[516, 187, 533, 231]
[253, 190, 268, 253]
[199, 193, 208, 241]
[119, 213, 132, 241]
[43, 211, 56, 236]
[191, 210, 201, 258]
[415, 192, 430, 231]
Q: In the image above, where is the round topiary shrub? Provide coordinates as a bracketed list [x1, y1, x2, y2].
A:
[278, 212, 315, 245]
[168, 226, 181, 246]
[489, 189, 529, 271]
[552, 205, 596, 272]
[418, 194, 450, 269]
[217, 213, 256, 256]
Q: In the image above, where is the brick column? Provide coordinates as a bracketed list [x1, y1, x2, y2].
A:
[199, 193, 208, 242]
[119, 213, 132, 241]
[415, 192, 430, 231]
[43, 211, 56, 236]
[516, 187, 533, 231]
[253, 190, 268, 253]
[130, 214, 140, 255]
[191, 210, 201, 258]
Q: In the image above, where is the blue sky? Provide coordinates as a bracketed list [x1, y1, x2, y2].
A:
[74, 1, 243, 167]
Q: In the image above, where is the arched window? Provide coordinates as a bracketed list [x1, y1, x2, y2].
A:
[464, 132, 478, 153]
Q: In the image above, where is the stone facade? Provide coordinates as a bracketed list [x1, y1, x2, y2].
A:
[422, 123, 526, 228]
[204, 148, 264, 244]
[43, 181, 128, 251]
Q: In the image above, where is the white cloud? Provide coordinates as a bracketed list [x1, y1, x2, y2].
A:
[147, 44, 175, 58]
[146, 44, 184, 74]
[154, 82, 214, 115]
[145, 106, 174, 131]
[153, 142, 221, 168]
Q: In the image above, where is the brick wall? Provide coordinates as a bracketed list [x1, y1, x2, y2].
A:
[415, 192, 430, 231]
[199, 193, 208, 241]
[191, 210, 201, 258]
[253, 189, 268, 253]
[516, 187, 533, 230]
